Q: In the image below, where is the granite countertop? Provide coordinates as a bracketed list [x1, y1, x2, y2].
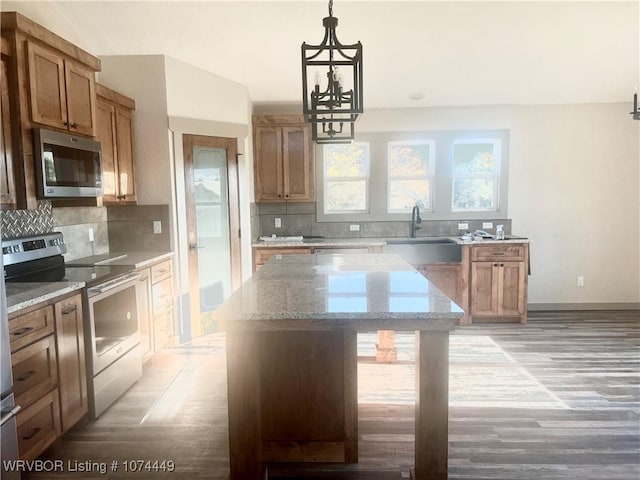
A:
[251, 235, 529, 248]
[66, 251, 173, 269]
[7, 252, 173, 315]
[213, 253, 463, 332]
[6, 281, 85, 315]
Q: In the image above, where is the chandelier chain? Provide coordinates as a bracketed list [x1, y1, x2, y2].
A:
[329, 0, 333, 17]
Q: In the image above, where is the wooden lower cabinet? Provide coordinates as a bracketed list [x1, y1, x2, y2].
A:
[469, 243, 528, 324]
[419, 263, 463, 306]
[150, 259, 174, 351]
[9, 292, 88, 460]
[54, 294, 88, 433]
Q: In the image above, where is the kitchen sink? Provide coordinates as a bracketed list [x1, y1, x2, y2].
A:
[383, 237, 462, 264]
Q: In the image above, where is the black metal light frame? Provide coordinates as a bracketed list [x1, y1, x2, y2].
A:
[631, 92, 640, 120]
[302, 0, 363, 143]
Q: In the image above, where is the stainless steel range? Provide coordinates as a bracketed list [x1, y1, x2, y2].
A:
[2, 232, 143, 419]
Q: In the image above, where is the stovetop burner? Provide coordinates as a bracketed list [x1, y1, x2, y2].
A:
[2, 232, 134, 287]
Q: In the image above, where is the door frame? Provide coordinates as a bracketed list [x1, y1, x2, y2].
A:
[182, 134, 241, 338]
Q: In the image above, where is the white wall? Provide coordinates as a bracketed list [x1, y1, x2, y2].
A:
[357, 103, 640, 306]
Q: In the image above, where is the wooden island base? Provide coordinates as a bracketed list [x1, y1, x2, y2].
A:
[225, 328, 450, 480]
[216, 254, 461, 480]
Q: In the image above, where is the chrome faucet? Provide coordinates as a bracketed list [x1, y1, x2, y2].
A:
[410, 203, 422, 238]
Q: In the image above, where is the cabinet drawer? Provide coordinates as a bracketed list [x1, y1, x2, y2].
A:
[17, 389, 61, 461]
[151, 259, 172, 283]
[12, 335, 58, 409]
[471, 244, 526, 262]
[9, 305, 55, 352]
[254, 248, 312, 265]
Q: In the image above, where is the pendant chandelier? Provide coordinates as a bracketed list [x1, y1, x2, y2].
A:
[301, 0, 363, 144]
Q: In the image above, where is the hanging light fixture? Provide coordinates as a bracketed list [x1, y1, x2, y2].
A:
[631, 86, 639, 120]
[301, 0, 363, 143]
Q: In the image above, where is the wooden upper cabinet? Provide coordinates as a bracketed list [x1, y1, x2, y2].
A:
[253, 115, 314, 203]
[26, 41, 96, 136]
[1, 40, 17, 208]
[95, 83, 136, 204]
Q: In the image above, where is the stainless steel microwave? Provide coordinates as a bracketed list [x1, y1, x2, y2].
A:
[33, 128, 103, 198]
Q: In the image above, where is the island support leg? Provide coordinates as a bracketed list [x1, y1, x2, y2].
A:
[412, 330, 449, 480]
[226, 331, 265, 480]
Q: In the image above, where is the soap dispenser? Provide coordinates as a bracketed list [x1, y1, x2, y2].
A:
[495, 224, 505, 240]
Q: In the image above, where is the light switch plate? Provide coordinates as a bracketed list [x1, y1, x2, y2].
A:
[275, 217, 282, 228]
[349, 224, 360, 231]
[153, 221, 162, 234]
[482, 222, 493, 229]
[458, 223, 469, 230]
[88, 227, 94, 242]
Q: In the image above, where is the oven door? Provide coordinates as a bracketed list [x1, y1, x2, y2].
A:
[86, 272, 141, 375]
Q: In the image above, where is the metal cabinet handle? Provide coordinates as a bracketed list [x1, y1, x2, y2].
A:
[12, 326, 34, 336]
[61, 305, 77, 315]
[23, 427, 41, 441]
[16, 370, 36, 382]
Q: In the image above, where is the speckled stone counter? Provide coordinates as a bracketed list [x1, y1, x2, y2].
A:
[66, 251, 173, 269]
[6, 282, 85, 314]
[251, 235, 529, 249]
[218, 253, 458, 479]
[215, 253, 463, 331]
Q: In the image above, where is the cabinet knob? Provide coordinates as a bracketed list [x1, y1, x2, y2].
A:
[70, 122, 77, 129]
[500, 263, 504, 267]
[493, 263, 498, 267]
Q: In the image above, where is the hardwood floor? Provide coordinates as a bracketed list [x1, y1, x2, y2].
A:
[25, 311, 639, 480]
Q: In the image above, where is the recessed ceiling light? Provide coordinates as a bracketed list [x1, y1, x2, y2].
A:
[409, 92, 425, 101]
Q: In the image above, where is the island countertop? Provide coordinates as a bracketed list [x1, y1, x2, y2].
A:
[214, 253, 464, 332]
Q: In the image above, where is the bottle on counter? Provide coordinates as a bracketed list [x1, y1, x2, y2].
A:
[495, 224, 505, 240]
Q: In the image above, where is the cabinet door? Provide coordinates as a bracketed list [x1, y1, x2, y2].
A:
[282, 126, 313, 201]
[498, 261, 526, 316]
[470, 261, 499, 315]
[95, 97, 118, 201]
[54, 295, 87, 433]
[115, 106, 136, 201]
[64, 60, 96, 136]
[1, 50, 16, 207]
[26, 42, 67, 130]
[254, 126, 283, 201]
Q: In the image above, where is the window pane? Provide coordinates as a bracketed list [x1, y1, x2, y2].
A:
[453, 142, 495, 174]
[452, 178, 495, 210]
[325, 143, 369, 177]
[389, 179, 430, 211]
[327, 180, 367, 212]
[388, 143, 431, 176]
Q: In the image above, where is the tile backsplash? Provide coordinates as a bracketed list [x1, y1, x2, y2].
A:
[253, 202, 512, 239]
[0, 201, 54, 238]
[1, 202, 171, 261]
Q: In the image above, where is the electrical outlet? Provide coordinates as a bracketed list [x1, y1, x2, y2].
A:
[349, 224, 360, 232]
[88, 227, 94, 242]
[482, 222, 493, 229]
[458, 222, 469, 230]
[153, 221, 162, 234]
[275, 217, 282, 228]
[577, 276, 584, 287]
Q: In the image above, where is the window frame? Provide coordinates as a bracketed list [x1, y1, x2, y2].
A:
[386, 139, 435, 214]
[322, 142, 371, 215]
[315, 129, 509, 222]
[451, 138, 501, 213]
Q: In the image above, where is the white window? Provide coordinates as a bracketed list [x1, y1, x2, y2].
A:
[323, 142, 370, 214]
[451, 139, 500, 212]
[387, 140, 435, 213]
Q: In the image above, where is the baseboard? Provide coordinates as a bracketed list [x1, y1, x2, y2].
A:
[528, 302, 640, 311]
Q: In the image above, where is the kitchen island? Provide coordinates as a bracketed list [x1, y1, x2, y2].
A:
[212, 253, 463, 480]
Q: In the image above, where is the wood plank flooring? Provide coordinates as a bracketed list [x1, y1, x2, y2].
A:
[24, 311, 639, 480]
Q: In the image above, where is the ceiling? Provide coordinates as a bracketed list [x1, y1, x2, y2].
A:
[2, 1, 638, 109]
